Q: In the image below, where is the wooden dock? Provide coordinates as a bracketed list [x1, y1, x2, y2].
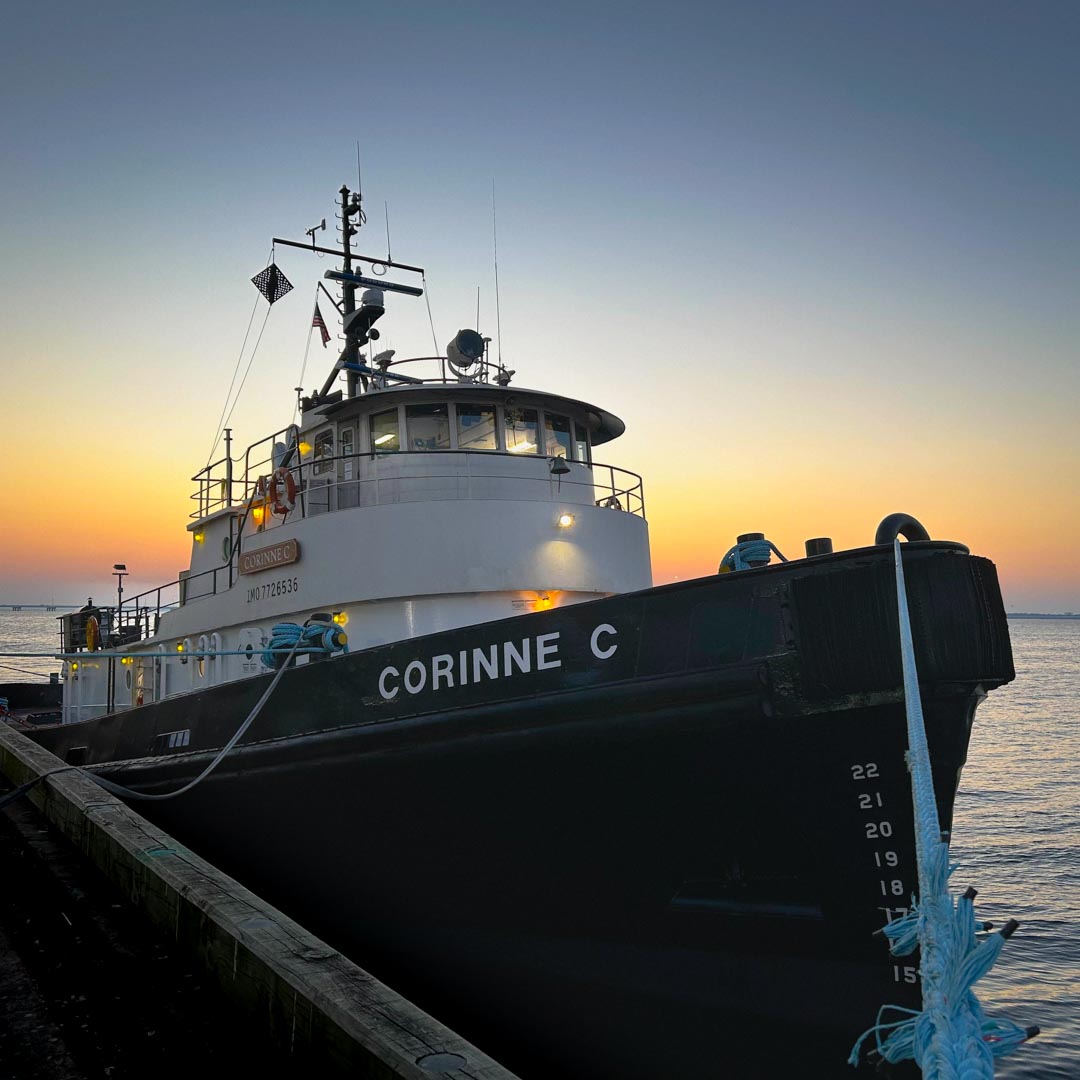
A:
[0, 723, 519, 1080]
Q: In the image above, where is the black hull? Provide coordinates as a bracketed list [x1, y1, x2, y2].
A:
[31, 542, 1013, 1077]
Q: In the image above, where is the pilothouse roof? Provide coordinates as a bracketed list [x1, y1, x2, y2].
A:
[271, 183, 626, 446]
[321, 382, 626, 445]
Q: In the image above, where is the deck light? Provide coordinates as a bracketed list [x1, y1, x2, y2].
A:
[557, 513, 575, 529]
[508, 442, 536, 454]
[251, 505, 265, 526]
[299, 440, 312, 455]
[332, 611, 349, 626]
[194, 530, 206, 544]
[374, 433, 395, 446]
[176, 642, 185, 653]
[70, 662, 79, 672]
[121, 656, 134, 666]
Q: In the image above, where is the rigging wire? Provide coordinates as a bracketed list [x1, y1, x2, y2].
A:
[293, 285, 318, 424]
[205, 246, 273, 466]
[219, 305, 273, 435]
[423, 273, 440, 355]
[205, 291, 260, 467]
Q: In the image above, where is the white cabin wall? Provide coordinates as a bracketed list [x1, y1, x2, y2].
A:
[160, 497, 648, 638]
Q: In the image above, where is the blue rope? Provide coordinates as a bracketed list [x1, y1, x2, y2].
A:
[719, 537, 788, 572]
[848, 540, 1037, 1073]
[262, 621, 349, 668]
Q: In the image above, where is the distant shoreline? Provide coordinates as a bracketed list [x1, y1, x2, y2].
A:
[1007, 613, 1080, 620]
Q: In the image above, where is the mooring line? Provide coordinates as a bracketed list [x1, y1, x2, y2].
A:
[848, 539, 1037, 1074]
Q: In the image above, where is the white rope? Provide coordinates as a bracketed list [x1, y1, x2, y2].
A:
[848, 540, 1036, 1074]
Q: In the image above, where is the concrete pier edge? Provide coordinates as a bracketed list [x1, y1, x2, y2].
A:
[0, 723, 520, 1080]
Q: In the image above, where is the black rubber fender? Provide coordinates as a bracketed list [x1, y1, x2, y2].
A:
[875, 513, 931, 545]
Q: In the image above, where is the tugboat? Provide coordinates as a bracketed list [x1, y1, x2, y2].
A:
[28, 184, 1015, 1077]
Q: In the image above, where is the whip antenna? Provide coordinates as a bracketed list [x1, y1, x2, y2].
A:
[492, 179, 502, 365]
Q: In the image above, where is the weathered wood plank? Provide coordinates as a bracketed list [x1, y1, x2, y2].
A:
[0, 724, 519, 1080]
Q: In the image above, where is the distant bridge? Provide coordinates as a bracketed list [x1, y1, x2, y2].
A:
[1, 604, 81, 612]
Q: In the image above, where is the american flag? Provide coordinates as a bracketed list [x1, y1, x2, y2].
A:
[312, 303, 331, 347]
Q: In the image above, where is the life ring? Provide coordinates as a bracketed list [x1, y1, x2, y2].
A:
[85, 615, 100, 652]
[269, 467, 297, 516]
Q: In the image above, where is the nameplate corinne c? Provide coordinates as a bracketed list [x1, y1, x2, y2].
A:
[238, 539, 301, 575]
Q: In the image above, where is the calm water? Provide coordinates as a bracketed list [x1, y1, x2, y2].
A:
[950, 619, 1080, 1078]
[1, 611, 1076, 1076]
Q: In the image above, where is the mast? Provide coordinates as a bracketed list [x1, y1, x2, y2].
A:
[340, 184, 361, 398]
[273, 184, 425, 406]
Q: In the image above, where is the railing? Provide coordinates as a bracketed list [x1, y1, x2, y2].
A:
[63, 560, 239, 652]
[59, 604, 163, 653]
[125, 449, 645, 638]
[239, 450, 645, 529]
[348, 352, 516, 390]
[192, 425, 302, 520]
[192, 452, 234, 520]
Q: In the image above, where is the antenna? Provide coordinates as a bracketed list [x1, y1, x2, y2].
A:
[492, 178, 502, 366]
[476, 286, 481, 332]
[305, 218, 326, 246]
[356, 142, 363, 202]
[384, 201, 392, 261]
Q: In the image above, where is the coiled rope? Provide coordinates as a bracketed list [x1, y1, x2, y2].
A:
[718, 537, 788, 572]
[262, 621, 348, 668]
[848, 539, 1037, 1074]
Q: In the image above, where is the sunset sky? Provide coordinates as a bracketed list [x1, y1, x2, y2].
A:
[1, 2, 1078, 611]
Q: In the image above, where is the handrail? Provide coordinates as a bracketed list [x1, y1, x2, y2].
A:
[191, 449, 644, 517]
[268, 449, 645, 518]
[363, 353, 514, 387]
[92, 448, 647, 642]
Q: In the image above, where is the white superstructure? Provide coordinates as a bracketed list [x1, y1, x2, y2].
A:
[60, 186, 651, 722]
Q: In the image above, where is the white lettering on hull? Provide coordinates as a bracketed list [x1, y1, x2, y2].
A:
[379, 666, 400, 700]
[377, 624, 617, 702]
[590, 623, 618, 659]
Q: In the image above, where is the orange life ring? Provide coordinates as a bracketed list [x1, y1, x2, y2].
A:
[269, 467, 297, 516]
[85, 615, 100, 651]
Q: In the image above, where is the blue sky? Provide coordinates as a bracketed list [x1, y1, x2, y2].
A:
[2, 2, 1078, 608]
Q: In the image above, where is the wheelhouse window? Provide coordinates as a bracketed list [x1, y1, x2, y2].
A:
[505, 407, 539, 454]
[407, 403, 451, 451]
[371, 409, 400, 453]
[573, 421, 590, 465]
[457, 404, 498, 450]
[313, 429, 335, 475]
[543, 413, 572, 459]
